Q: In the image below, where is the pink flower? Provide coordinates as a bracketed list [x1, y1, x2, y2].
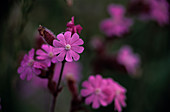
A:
[36, 44, 58, 67]
[100, 4, 133, 37]
[81, 75, 127, 111]
[105, 78, 126, 112]
[53, 31, 84, 62]
[117, 46, 140, 75]
[54, 62, 82, 82]
[66, 16, 83, 34]
[81, 75, 109, 109]
[150, 0, 169, 26]
[17, 49, 45, 80]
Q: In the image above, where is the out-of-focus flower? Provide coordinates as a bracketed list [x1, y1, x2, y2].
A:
[117, 45, 140, 75]
[38, 25, 56, 45]
[66, 16, 83, 34]
[81, 75, 108, 109]
[104, 78, 126, 112]
[150, 0, 169, 26]
[100, 4, 133, 37]
[17, 49, 46, 80]
[53, 31, 84, 62]
[129, 0, 169, 26]
[36, 44, 58, 67]
[54, 62, 82, 82]
[81, 75, 127, 111]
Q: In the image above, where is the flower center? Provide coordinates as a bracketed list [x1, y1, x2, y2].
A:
[95, 88, 101, 95]
[65, 44, 71, 50]
[116, 90, 120, 96]
[27, 59, 34, 66]
[48, 52, 53, 57]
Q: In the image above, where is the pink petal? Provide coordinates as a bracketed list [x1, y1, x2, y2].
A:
[56, 33, 66, 45]
[95, 75, 103, 87]
[70, 33, 79, 44]
[81, 89, 93, 97]
[85, 94, 95, 105]
[71, 46, 84, 53]
[20, 72, 26, 80]
[53, 48, 65, 55]
[36, 55, 47, 60]
[89, 76, 96, 88]
[36, 49, 47, 56]
[53, 40, 65, 47]
[57, 50, 66, 61]
[28, 48, 35, 59]
[92, 95, 100, 109]
[17, 66, 24, 73]
[115, 98, 122, 112]
[41, 44, 50, 52]
[65, 51, 73, 62]
[51, 56, 58, 63]
[64, 31, 71, 44]
[71, 38, 84, 46]
[32, 68, 41, 75]
[70, 50, 80, 61]
[82, 81, 93, 89]
[99, 97, 108, 106]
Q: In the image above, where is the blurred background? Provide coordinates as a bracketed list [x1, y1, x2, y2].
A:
[0, 0, 170, 112]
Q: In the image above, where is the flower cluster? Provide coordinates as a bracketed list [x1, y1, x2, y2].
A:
[81, 75, 126, 112]
[100, 4, 133, 37]
[17, 17, 84, 81]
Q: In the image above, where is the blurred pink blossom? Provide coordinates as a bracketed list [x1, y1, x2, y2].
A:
[17, 49, 46, 80]
[53, 62, 82, 82]
[100, 4, 133, 37]
[36, 44, 58, 67]
[117, 45, 140, 75]
[66, 16, 83, 34]
[53, 31, 84, 62]
[81, 75, 108, 109]
[150, 0, 169, 26]
[81, 75, 127, 111]
[105, 78, 126, 112]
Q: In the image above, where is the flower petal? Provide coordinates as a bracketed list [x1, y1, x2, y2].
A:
[92, 95, 100, 109]
[65, 51, 73, 62]
[70, 33, 79, 44]
[36, 49, 47, 56]
[53, 40, 65, 47]
[56, 33, 66, 45]
[70, 50, 80, 61]
[41, 44, 50, 52]
[51, 56, 58, 63]
[64, 31, 71, 44]
[81, 89, 93, 97]
[28, 48, 35, 59]
[71, 46, 84, 53]
[20, 71, 26, 80]
[57, 50, 66, 61]
[17, 66, 24, 73]
[32, 68, 41, 75]
[71, 38, 84, 46]
[53, 48, 65, 55]
[114, 98, 122, 112]
[85, 94, 95, 105]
